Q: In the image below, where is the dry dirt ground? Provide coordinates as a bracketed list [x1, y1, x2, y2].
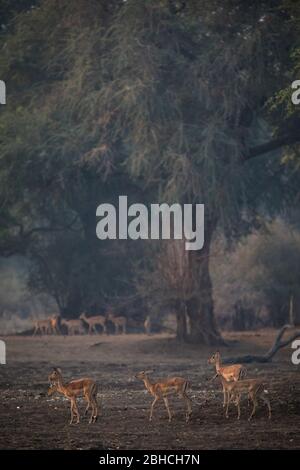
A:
[0, 330, 299, 450]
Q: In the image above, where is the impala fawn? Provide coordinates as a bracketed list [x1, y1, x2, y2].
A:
[135, 371, 192, 423]
[48, 368, 99, 424]
[108, 312, 127, 334]
[80, 313, 107, 334]
[208, 351, 246, 407]
[219, 376, 271, 421]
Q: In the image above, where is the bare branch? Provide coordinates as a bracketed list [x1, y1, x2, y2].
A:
[223, 325, 300, 364]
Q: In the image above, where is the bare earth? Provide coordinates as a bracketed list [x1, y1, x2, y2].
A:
[0, 330, 299, 450]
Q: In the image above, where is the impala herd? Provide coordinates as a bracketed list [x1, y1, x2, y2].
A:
[47, 352, 272, 426]
[33, 312, 127, 336]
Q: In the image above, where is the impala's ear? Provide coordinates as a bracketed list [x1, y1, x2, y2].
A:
[144, 370, 154, 374]
[54, 367, 62, 374]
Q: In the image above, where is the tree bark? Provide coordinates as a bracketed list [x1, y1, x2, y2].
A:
[185, 219, 224, 345]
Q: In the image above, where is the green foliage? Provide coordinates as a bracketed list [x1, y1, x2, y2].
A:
[212, 220, 300, 327]
[0, 0, 299, 327]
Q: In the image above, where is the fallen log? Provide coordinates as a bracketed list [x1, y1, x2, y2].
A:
[222, 324, 300, 364]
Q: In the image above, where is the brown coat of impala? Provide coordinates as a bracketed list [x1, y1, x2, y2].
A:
[108, 312, 127, 334]
[33, 318, 51, 336]
[135, 371, 192, 423]
[48, 367, 99, 424]
[219, 376, 272, 421]
[79, 313, 107, 334]
[61, 318, 84, 335]
[208, 351, 246, 407]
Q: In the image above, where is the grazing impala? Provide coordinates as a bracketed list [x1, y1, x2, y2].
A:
[108, 312, 127, 334]
[48, 367, 98, 424]
[208, 351, 246, 407]
[33, 318, 51, 336]
[219, 376, 271, 421]
[135, 370, 192, 423]
[79, 313, 107, 334]
[61, 318, 84, 335]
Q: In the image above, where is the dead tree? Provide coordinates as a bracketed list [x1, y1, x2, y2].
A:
[223, 325, 300, 364]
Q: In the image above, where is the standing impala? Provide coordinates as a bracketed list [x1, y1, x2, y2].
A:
[108, 312, 127, 334]
[33, 318, 52, 336]
[219, 376, 272, 421]
[61, 318, 84, 335]
[208, 351, 246, 407]
[50, 314, 61, 335]
[135, 370, 192, 423]
[48, 367, 99, 424]
[79, 313, 107, 334]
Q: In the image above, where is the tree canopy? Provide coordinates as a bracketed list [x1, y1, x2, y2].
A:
[1, 0, 300, 342]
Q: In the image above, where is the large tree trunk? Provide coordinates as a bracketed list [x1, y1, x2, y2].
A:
[185, 219, 224, 345]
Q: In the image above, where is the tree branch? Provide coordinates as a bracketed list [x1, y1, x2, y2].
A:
[245, 131, 300, 161]
[222, 325, 300, 364]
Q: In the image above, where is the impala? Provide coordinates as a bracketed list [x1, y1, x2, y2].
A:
[208, 351, 246, 407]
[33, 318, 51, 336]
[135, 370, 192, 423]
[61, 318, 84, 335]
[48, 367, 98, 424]
[108, 312, 127, 334]
[219, 376, 271, 421]
[50, 314, 61, 335]
[79, 313, 107, 334]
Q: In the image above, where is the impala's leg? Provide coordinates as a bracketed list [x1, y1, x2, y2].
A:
[70, 400, 75, 424]
[84, 392, 90, 416]
[163, 396, 172, 422]
[180, 392, 192, 422]
[261, 394, 272, 419]
[236, 394, 241, 420]
[88, 396, 94, 424]
[87, 386, 96, 424]
[225, 391, 231, 418]
[73, 399, 80, 424]
[33, 326, 38, 336]
[149, 396, 159, 421]
[91, 386, 98, 422]
[248, 393, 257, 421]
[103, 324, 107, 335]
[223, 384, 227, 408]
[85, 402, 90, 416]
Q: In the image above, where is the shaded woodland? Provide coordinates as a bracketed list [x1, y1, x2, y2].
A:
[1, 0, 300, 344]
